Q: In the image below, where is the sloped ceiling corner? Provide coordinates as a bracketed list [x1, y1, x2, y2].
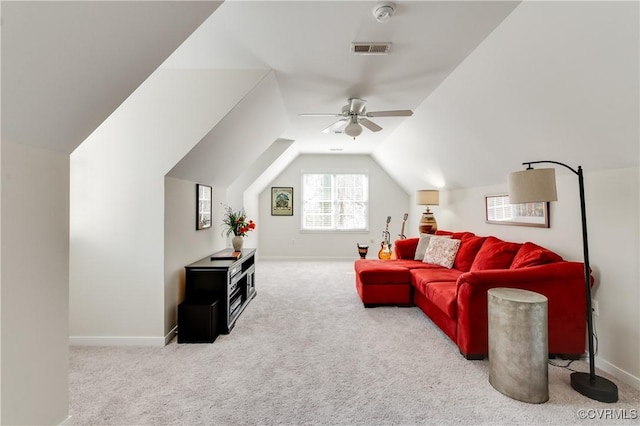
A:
[167, 71, 289, 187]
[231, 138, 297, 200]
[374, 1, 639, 191]
[1, 1, 222, 153]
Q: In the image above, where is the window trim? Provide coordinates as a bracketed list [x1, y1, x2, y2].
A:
[300, 171, 369, 232]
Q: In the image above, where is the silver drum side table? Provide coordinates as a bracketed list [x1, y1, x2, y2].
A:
[488, 287, 549, 403]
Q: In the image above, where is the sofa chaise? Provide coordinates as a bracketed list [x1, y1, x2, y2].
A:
[354, 231, 589, 359]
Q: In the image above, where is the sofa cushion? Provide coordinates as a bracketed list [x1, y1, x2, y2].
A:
[391, 259, 443, 270]
[453, 235, 487, 272]
[510, 242, 563, 269]
[354, 260, 410, 284]
[423, 282, 458, 318]
[414, 234, 450, 260]
[470, 236, 522, 271]
[411, 268, 463, 287]
[424, 237, 461, 268]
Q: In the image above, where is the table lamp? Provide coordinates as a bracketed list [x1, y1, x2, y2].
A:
[416, 190, 439, 234]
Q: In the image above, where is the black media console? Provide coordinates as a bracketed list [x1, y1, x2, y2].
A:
[178, 248, 256, 343]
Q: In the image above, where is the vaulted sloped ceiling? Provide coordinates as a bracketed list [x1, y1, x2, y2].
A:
[167, 71, 289, 187]
[1, 1, 222, 153]
[158, 0, 521, 194]
[161, 0, 521, 156]
[373, 0, 639, 192]
[3, 1, 636, 193]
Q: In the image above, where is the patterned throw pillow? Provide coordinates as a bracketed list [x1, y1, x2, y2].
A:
[423, 237, 462, 269]
[414, 234, 451, 260]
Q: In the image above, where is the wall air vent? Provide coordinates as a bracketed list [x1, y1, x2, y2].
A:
[351, 42, 391, 55]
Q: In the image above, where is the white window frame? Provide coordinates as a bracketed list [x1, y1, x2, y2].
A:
[301, 172, 369, 232]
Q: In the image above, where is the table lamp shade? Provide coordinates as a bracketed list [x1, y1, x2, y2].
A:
[508, 168, 558, 204]
[416, 190, 439, 206]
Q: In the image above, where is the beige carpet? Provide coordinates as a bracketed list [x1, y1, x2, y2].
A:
[69, 260, 639, 425]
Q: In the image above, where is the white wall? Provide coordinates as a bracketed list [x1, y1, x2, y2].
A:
[585, 167, 639, 387]
[1, 141, 69, 424]
[70, 69, 267, 345]
[259, 154, 409, 259]
[163, 177, 227, 339]
[228, 140, 297, 252]
[439, 167, 640, 388]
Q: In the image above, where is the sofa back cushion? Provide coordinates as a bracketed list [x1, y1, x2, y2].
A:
[424, 237, 461, 268]
[453, 235, 487, 272]
[394, 238, 420, 259]
[470, 236, 522, 271]
[436, 230, 475, 240]
[510, 242, 563, 269]
[414, 234, 451, 260]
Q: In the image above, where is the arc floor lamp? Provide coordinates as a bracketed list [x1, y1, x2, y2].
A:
[508, 160, 618, 403]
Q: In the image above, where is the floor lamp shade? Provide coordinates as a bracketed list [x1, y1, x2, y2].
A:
[507, 168, 558, 204]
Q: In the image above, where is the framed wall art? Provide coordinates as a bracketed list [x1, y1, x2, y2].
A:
[271, 187, 293, 216]
[196, 184, 212, 230]
[485, 194, 549, 228]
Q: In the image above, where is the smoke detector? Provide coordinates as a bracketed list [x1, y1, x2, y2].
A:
[373, 2, 395, 23]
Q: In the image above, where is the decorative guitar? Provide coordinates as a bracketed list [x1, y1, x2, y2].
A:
[378, 216, 392, 259]
[398, 213, 408, 239]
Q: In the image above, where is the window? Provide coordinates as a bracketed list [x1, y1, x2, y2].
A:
[302, 173, 368, 231]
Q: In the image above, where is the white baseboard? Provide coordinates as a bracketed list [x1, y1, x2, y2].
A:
[70, 327, 178, 347]
[595, 357, 640, 391]
[259, 255, 355, 261]
[69, 335, 166, 347]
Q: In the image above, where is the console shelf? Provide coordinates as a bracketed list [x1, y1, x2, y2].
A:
[182, 248, 256, 336]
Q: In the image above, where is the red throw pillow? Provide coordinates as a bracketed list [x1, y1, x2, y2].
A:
[470, 236, 522, 271]
[454, 235, 487, 272]
[510, 242, 563, 269]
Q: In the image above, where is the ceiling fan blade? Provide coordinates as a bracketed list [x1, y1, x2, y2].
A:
[299, 113, 342, 117]
[360, 118, 383, 132]
[349, 98, 367, 115]
[366, 110, 413, 117]
[322, 118, 348, 134]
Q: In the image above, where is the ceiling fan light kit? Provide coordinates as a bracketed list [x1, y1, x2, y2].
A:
[299, 98, 413, 139]
[345, 117, 363, 138]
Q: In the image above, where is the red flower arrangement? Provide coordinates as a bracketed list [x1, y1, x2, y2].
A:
[222, 205, 256, 237]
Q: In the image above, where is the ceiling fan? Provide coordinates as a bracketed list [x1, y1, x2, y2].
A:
[299, 98, 413, 139]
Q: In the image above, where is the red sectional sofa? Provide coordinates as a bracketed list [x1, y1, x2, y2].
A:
[354, 231, 589, 359]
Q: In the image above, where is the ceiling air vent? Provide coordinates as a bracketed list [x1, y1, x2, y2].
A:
[351, 42, 391, 55]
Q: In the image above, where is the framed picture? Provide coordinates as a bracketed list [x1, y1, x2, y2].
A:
[485, 194, 549, 228]
[271, 187, 293, 216]
[196, 184, 212, 230]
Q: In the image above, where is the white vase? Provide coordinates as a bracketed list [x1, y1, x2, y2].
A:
[232, 235, 244, 252]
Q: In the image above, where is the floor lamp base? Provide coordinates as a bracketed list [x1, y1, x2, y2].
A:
[570, 372, 618, 403]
